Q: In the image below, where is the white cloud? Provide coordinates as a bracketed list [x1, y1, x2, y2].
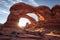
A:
[2, 10, 8, 14]
[0, 1, 11, 8]
[8, 0, 16, 4]
[0, 9, 9, 14]
[8, 0, 23, 4]
[29, 0, 39, 6]
[1, 10, 8, 14]
[16, 0, 23, 2]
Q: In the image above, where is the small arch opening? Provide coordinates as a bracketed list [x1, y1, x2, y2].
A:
[27, 13, 38, 21]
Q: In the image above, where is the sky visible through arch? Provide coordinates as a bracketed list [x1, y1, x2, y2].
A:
[0, 0, 60, 24]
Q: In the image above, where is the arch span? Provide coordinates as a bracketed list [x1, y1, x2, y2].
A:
[4, 2, 45, 28]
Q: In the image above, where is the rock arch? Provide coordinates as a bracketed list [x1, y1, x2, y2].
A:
[4, 2, 44, 27]
[10, 2, 45, 21]
[3, 2, 60, 33]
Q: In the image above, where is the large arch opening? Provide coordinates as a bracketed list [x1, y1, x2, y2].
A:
[18, 18, 31, 28]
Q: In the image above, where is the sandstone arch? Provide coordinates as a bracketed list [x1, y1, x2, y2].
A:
[10, 2, 45, 21]
[4, 3, 36, 27]
[4, 2, 46, 28]
[3, 2, 60, 33]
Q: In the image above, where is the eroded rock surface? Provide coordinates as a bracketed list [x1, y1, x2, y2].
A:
[0, 2, 60, 40]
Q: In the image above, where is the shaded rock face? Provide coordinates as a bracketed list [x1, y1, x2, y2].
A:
[4, 2, 60, 32]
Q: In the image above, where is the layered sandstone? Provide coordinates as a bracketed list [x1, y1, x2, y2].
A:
[0, 2, 60, 40]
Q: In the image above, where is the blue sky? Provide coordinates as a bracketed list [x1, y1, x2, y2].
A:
[0, 0, 60, 24]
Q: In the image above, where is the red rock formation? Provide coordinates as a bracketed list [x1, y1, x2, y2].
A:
[4, 2, 37, 28]
[36, 6, 51, 20]
[50, 5, 60, 32]
[4, 2, 60, 33]
[0, 2, 60, 40]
